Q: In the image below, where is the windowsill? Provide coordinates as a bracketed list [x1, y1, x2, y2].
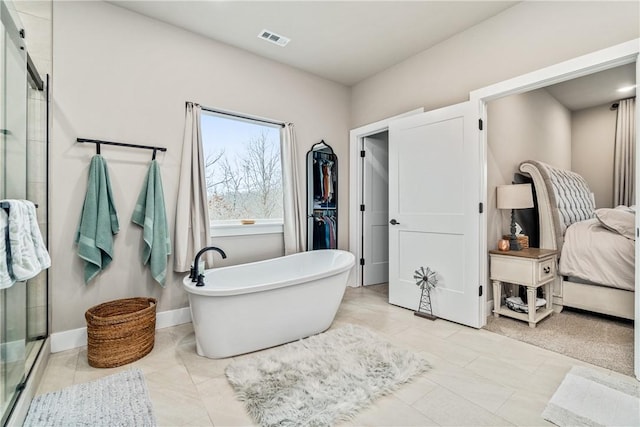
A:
[210, 219, 284, 237]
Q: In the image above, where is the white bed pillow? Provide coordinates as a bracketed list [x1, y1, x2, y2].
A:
[595, 208, 635, 241]
[614, 204, 635, 213]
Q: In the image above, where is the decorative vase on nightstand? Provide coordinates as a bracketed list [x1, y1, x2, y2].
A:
[497, 239, 510, 251]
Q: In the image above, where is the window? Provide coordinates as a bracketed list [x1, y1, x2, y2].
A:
[200, 110, 283, 236]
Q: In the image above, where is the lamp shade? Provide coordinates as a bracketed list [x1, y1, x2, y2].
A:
[496, 184, 534, 210]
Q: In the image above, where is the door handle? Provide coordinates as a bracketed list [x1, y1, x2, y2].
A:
[389, 219, 400, 225]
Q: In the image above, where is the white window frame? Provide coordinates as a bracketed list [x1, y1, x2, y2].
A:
[200, 107, 285, 238]
[210, 219, 284, 237]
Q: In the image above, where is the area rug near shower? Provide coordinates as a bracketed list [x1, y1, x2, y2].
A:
[24, 369, 156, 427]
[225, 324, 430, 427]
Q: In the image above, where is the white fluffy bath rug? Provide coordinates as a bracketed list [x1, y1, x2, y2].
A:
[225, 324, 430, 427]
[24, 369, 156, 427]
[542, 366, 640, 427]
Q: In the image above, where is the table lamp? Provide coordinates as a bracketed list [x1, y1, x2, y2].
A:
[496, 184, 534, 250]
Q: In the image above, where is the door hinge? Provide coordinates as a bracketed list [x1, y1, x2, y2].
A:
[19, 29, 25, 39]
[479, 202, 483, 213]
[360, 150, 366, 157]
[479, 285, 483, 297]
[478, 119, 483, 130]
[360, 258, 365, 266]
[360, 204, 365, 212]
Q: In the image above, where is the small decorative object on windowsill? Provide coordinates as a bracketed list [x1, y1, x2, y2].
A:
[414, 266, 438, 320]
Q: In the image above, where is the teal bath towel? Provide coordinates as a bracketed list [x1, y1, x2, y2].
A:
[75, 155, 119, 284]
[132, 160, 171, 286]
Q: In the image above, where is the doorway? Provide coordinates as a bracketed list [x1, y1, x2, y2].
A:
[360, 131, 389, 286]
[482, 64, 636, 376]
[470, 39, 639, 379]
[348, 108, 423, 288]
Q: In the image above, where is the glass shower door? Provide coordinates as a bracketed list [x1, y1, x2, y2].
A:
[0, 0, 27, 422]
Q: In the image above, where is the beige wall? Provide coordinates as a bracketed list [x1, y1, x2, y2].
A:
[487, 88, 572, 251]
[51, 1, 350, 332]
[349, 0, 637, 310]
[351, 1, 639, 128]
[485, 89, 572, 302]
[49, 0, 640, 334]
[572, 103, 618, 208]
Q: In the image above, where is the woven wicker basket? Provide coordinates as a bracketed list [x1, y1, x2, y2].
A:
[85, 297, 157, 368]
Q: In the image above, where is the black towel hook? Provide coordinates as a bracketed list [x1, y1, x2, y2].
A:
[96, 142, 101, 155]
[152, 148, 157, 160]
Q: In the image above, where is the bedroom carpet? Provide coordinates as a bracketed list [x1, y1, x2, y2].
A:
[485, 308, 634, 376]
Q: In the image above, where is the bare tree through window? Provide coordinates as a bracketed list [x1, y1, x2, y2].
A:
[201, 112, 283, 222]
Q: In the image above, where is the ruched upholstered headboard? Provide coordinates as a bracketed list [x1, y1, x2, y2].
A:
[519, 160, 595, 251]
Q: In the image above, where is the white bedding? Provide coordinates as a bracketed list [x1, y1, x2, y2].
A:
[559, 218, 635, 291]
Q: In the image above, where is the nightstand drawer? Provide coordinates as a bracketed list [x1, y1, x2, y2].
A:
[490, 256, 535, 285]
[538, 258, 555, 282]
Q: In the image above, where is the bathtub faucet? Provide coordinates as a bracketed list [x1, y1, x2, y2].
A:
[191, 246, 227, 287]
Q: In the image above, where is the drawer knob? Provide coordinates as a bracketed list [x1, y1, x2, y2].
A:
[543, 266, 551, 274]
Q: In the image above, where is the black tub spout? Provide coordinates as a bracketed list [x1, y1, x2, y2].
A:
[192, 246, 227, 286]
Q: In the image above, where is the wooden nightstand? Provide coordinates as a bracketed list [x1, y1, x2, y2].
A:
[489, 248, 558, 328]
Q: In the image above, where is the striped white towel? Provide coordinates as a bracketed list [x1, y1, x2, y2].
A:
[0, 209, 13, 289]
[4, 200, 50, 282]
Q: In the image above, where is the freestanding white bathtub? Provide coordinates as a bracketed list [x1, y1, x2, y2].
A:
[183, 249, 355, 359]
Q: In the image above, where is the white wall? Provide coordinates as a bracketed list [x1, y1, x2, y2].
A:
[572, 103, 618, 208]
[51, 1, 350, 332]
[351, 1, 639, 128]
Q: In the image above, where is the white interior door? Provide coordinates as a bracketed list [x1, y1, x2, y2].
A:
[363, 133, 389, 285]
[388, 102, 482, 328]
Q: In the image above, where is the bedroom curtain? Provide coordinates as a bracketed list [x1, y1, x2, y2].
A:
[174, 102, 213, 272]
[281, 123, 305, 255]
[614, 98, 636, 206]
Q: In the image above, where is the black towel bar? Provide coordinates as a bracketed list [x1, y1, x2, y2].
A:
[77, 138, 167, 157]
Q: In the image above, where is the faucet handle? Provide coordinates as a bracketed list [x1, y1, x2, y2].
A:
[196, 273, 205, 287]
[189, 265, 195, 279]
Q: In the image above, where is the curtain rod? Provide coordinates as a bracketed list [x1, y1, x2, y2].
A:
[77, 138, 167, 159]
[611, 96, 636, 110]
[186, 101, 285, 128]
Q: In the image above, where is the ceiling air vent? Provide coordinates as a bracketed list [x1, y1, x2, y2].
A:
[258, 29, 290, 47]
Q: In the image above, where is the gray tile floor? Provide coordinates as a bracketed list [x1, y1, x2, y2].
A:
[36, 284, 629, 426]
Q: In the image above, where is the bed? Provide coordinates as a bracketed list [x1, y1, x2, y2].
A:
[519, 160, 635, 320]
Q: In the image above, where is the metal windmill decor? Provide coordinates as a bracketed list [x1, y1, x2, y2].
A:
[414, 266, 438, 320]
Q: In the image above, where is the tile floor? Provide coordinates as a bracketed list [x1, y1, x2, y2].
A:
[36, 284, 633, 426]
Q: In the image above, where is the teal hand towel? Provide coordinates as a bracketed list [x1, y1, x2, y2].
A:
[132, 160, 171, 286]
[75, 155, 119, 284]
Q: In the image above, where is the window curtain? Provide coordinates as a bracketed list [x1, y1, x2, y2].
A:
[174, 102, 213, 272]
[281, 123, 305, 254]
[614, 98, 636, 206]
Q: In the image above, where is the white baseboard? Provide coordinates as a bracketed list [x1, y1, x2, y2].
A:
[50, 307, 192, 353]
[156, 306, 192, 329]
